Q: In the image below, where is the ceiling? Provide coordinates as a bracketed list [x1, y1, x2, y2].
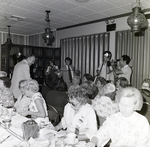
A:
[0, 0, 150, 36]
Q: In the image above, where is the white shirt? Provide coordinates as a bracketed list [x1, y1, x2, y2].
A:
[61, 103, 97, 139]
[119, 65, 132, 84]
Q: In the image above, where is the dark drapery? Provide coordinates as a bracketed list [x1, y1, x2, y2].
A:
[115, 28, 150, 89]
[60, 33, 110, 79]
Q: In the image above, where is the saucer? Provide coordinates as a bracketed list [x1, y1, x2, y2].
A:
[64, 138, 78, 145]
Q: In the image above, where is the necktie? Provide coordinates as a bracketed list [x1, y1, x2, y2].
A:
[68, 66, 72, 82]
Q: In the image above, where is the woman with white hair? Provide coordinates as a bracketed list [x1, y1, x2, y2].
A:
[87, 87, 150, 147]
[22, 79, 48, 120]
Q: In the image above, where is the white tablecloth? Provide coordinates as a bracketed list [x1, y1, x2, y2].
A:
[0, 113, 29, 147]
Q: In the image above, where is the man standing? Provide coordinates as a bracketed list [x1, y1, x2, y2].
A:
[96, 51, 114, 82]
[10, 54, 35, 99]
[112, 55, 132, 85]
[60, 57, 75, 89]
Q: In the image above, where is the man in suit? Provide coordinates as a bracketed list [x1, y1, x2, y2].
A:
[60, 57, 75, 89]
[10, 54, 35, 99]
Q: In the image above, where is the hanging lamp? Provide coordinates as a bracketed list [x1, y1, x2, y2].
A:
[43, 10, 55, 46]
[127, 0, 148, 32]
[5, 25, 13, 47]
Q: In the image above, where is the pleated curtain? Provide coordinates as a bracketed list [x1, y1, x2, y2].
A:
[60, 33, 110, 80]
[115, 28, 150, 89]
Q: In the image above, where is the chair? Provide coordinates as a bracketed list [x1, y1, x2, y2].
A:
[47, 104, 60, 126]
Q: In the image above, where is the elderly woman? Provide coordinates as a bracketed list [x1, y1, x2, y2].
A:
[0, 79, 14, 108]
[87, 87, 150, 147]
[55, 86, 97, 141]
[22, 79, 48, 123]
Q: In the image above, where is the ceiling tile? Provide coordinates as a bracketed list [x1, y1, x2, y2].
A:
[47, 0, 79, 11]
[0, 0, 16, 5]
[70, 16, 90, 24]
[85, 12, 107, 20]
[105, 0, 135, 7]
[85, 0, 116, 12]
[1, 5, 30, 16]
[68, 6, 95, 16]
[29, 0, 57, 5]
[66, 0, 99, 6]
[23, 11, 45, 20]
[10, 0, 43, 11]
[102, 8, 128, 17]
[53, 11, 78, 20]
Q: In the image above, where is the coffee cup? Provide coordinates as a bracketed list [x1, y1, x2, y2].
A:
[66, 133, 76, 144]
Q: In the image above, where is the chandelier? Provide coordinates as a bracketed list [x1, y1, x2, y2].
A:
[43, 10, 55, 46]
[127, 0, 148, 32]
[5, 25, 13, 47]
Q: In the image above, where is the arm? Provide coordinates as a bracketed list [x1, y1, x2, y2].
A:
[111, 65, 123, 75]
[29, 99, 46, 118]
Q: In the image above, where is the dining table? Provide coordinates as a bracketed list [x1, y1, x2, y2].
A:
[0, 106, 88, 147]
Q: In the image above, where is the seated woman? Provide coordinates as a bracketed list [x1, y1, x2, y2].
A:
[0, 79, 14, 108]
[69, 75, 81, 89]
[87, 87, 150, 147]
[22, 79, 48, 123]
[82, 73, 94, 84]
[55, 86, 97, 141]
[116, 77, 129, 90]
[14, 80, 31, 114]
[93, 76, 107, 97]
[92, 83, 119, 126]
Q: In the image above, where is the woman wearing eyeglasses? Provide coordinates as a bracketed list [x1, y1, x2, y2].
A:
[55, 85, 97, 141]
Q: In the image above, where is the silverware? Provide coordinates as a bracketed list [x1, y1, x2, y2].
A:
[0, 135, 11, 144]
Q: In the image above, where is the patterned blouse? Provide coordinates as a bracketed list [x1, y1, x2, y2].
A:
[92, 95, 119, 119]
[0, 87, 14, 107]
[94, 112, 150, 147]
[14, 94, 31, 114]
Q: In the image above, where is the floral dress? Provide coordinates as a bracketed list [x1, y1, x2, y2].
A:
[0, 87, 14, 107]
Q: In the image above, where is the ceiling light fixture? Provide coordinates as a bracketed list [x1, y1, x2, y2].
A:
[5, 25, 13, 47]
[43, 10, 55, 46]
[127, 0, 148, 32]
[5, 15, 26, 21]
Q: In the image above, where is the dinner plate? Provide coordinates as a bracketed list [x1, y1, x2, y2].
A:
[64, 138, 78, 145]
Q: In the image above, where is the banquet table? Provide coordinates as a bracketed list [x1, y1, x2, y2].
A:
[0, 108, 88, 147]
